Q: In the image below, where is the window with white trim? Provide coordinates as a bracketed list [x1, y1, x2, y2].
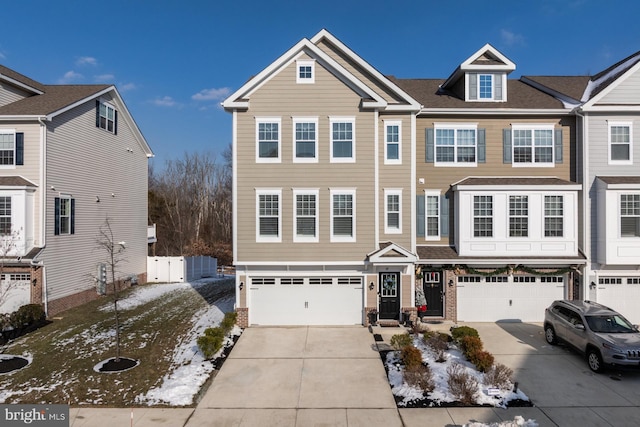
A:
[0, 131, 15, 166]
[425, 191, 440, 239]
[609, 121, 632, 164]
[293, 118, 318, 162]
[544, 195, 564, 237]
[512, 125, 554, 165]
[55, 195, 75, 235]
[620, 194, 640, 237]
[97, 100, 117, 133]
[330, 118, 355, 162]
[0, 196, 10, 235]
[330, 189, 355, 242]
[509, 195, 528, 237]
[435, 124, 477, 165]
[296, 60, 315, 84]
[479, 74, 493, 100]
[384, 189, 401, 234]
[473, 195, 493, 237]
[256, 118, 281, 162]
[293, 189, 318, 242]
[384, 121, 401, 164]
[256, 189, 281, 242]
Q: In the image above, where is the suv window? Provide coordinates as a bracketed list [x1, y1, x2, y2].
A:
[553, 305, 582, 326]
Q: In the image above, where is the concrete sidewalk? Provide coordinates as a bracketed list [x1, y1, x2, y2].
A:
[68, 323, 640, 426]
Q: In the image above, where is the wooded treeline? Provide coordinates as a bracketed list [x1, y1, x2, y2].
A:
[148, 148, 233, 266]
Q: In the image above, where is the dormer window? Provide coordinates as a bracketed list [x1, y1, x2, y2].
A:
[468, 73, 504, 101]
[479, 74, 493, 99]
[296, 60, 315, 84]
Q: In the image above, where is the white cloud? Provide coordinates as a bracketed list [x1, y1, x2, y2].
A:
[192, 87, 231, 101]
[94, 73, 115, 82]
[57, 70, 84, 84]
[119, 82, 137, 92]
[76, 56, 97, 66]
[153, 96, 178, 107]
[500, 29, 525, 47]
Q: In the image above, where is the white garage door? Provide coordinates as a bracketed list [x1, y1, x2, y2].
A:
[0, 274, 31, 314]
[249, 276, 363, 325]
[595, 277, 640, 324]
[457, 275, 565, 322]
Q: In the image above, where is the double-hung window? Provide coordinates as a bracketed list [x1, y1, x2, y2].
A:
[384, 189, 402, 234]
[97, 100, 117, 134]
[384, 121, 401, 164]
[0, 196, 10, 235]
[330, 189, 355, 242]
[609, 121, 632, 164]
[479, 74, 493, 100]
[425, 192, 440, 239]
[54, 196, 75, 235]
[509, 195, 529, 237]
[621, 194, 640, 237]
[544, 195, 564, 237]
[294, 189, 318, 242]
[512, 125, 554, 165]
[473, 195, 493, 237]
[256, 189, 281, 242]
[293, 118, 317, 162]
[256, 118, 281, 162]
[330, 117, 355, 162]
[0, 130, 24, 167]
[435, 124, 477, 165]
[296, 60, 315, 84]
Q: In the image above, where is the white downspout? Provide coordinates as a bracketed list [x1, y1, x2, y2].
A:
[35, 117, 48, 315]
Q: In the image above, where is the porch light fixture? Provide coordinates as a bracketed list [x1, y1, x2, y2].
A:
[239, 282, 244, 290]
[590, 281, 596, 289]
[369, 281, 375, 291]
[448, 279, 454, 287]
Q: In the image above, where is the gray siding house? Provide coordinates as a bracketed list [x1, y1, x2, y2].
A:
[0, 65, 152, 316]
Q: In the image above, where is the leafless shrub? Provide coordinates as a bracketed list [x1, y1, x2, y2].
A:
[447, 363, 478, 405]
[404, 363, 435, 392]
[484, 363, 514, 390]
[425, 333, 449, 362]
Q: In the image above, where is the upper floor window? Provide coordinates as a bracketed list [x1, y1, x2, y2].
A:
[512, 125, 554, 166]
[473, 195, 493, 237]
[256, 118, 281, 162]
[96, 100, 117, 134]
[435, 124, 477, 165]
[385, 121, 401, 164]
[293, 118, 318, 162]
[0, 130, 24, 167]
[330, 189, 355, 242]
[330, 118, 355, 163]
[54, 196, 75, 235]
[0, 196, 11, 235]
[609, 121, 632, 164]
[544, 195, 564, 237]
[479, 74, 493, 99]
[509, 195, 529, 237]
[384, 189, 402, 234]
[296, 60, 315, 84]
[620, 194, 640, 237]
[256, 189, 281, 242]
[294, 189, 318, 242]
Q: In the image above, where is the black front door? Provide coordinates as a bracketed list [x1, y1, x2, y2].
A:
[379, 272, 400, 320]
[423, 271, 444, 317]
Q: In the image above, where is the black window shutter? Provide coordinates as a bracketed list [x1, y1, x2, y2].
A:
[96, 100, 101, 128]
[54, 197, 60, 235]
[114, 110, 118, 135]
[416, 194, 425, 238]
[503, 129, 512, 163]
[555, 129, 563, 163]
[477, 129, 486, 163]
[440, 194, 449, 238]
[16, 133, 24, 165]
[70, 198, 75, 234]
[425, 128, 434, 163]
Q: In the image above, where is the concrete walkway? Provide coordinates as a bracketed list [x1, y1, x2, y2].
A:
[68, 323, 640, 426]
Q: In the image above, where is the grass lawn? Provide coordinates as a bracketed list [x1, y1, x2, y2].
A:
[0, 278, 235, 407]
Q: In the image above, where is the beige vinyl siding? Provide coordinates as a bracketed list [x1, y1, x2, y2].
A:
[236, 59, 376, 262]
[416, 115, 575, 244]
[0, 82, 30, 107]
[598, 70, 640, 104]
[42, 94, 148, 302]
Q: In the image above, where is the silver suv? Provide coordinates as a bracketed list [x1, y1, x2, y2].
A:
[544, 300, 640, 372]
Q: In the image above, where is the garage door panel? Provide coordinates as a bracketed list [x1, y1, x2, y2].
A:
[597, 280, 640, 324]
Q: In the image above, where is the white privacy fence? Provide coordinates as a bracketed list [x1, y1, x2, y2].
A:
[147, 256, 218, 283]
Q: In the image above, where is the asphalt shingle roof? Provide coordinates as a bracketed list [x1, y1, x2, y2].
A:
[0, 84, 110, 116]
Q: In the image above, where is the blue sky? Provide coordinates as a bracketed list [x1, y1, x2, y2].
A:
[2, 1, 638, 169]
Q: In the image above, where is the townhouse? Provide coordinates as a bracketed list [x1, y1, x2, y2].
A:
[225, 29, 640, 327]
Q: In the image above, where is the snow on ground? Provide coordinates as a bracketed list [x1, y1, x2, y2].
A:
[464, 417, 538, 427]
[99, 281, 195, 312]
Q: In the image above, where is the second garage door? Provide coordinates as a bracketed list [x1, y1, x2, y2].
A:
[457, 275, 565, 322]
[249, 276, 363, 325]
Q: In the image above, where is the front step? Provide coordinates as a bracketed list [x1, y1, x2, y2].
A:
[377, 320, 400, 327]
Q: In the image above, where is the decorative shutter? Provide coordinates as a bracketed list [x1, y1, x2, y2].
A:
[555, 129, 563, 163]
[54, 197, 60, 235]
[425, 128, 434, 163]
[96, 100, 101, 128]
[15, 133, 24, 165]
[469, 74, 478, 100]
[477, 128, 486, 163]
[494, 74, 503, 100]
[440, 194, 449, 238]
[416, 195, 425, 238]
[114, 110, 118, 135]
[503, 129, 512, 163]
[70, 198, 75, 235]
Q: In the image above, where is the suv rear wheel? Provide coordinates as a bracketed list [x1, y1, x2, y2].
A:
[544, 324, 557, 345]
[587, 348, 604, 373]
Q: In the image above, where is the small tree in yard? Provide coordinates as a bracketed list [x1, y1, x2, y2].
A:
[0, 229, 25, 315]
[95, 219, 128, 362]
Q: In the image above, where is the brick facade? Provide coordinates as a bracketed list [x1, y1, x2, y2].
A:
[236, 307, 249, 328]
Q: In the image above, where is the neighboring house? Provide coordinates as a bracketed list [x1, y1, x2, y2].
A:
[527, 51, 640, 323]
[223, 30, 421, 327]
[0, 65, 152, 316]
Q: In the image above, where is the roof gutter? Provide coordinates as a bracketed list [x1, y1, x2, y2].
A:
[418, 108, 572, 116]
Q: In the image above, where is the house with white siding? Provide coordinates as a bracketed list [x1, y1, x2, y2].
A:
[0, 65, 152, 316]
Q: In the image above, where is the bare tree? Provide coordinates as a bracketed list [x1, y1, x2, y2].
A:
[0, 229, 24, 313]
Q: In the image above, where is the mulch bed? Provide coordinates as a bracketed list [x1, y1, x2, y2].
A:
[97, 357, 140, 373]
[0, 356, 30, 374]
